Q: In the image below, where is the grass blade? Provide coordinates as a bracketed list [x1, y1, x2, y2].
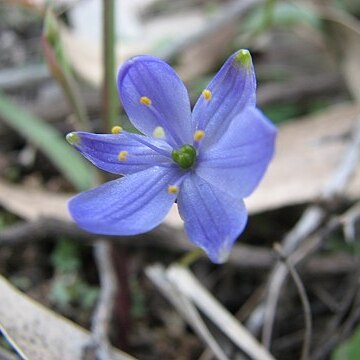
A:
[0, 92, 93, 191]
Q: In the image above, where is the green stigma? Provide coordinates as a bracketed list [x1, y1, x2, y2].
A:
[172, 144, 197, 169]
[234, 49, 251, 69]
[66, 132, 80, 145]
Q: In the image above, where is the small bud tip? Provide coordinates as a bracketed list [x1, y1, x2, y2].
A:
[66, 132, 80, 145]
[234, 49, 252, 69]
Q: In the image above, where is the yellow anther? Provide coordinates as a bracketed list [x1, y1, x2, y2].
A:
[140, 96, 152, 106]
[111, 126, 123, 134]
[194, 130, 205, 142]
[167, 185, 179, 194]
[153, 126, 165, 139]
[202, 89, 212, 101]
[118, 150, 128, 161]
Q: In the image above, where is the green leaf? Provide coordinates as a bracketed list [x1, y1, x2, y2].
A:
[243, 2, 321, 33]
[333, 326, 360, 360]
[0, 92, 93, 191]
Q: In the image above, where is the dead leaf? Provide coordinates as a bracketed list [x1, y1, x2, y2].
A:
[61, 1, 259, 86]
[246, 102, 360, 213]
[0, 178, 183, 228]
[62, 6, 207, 86]
[0, 274, 136, 360]
[60, 25, 145, 88]
[0, 181, 70, 221]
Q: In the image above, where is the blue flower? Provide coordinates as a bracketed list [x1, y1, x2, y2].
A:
[66, 50, 276, 263]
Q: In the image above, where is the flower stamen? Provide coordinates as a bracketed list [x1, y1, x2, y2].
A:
[138, 98, 181, 146]
[194, 130, 205, 142]
[140, 96, 152, 106]
[202, 89, 212, 101]
[125, 133, 171, 158]
[118, 150, 128, 161]
[111, 126, 123, 134]
[167, 185, 179, 194]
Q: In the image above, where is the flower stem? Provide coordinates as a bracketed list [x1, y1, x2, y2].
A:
[262, 0, 276, 30]
[178, 248, 205, 268]
[102, 0, 118, 133]
[43, 8, 90, 131]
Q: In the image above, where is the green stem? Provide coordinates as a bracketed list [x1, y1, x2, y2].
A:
[102, 0, 118, 133]
[59, 69, 90, 130]
[178, 248, 205, 268]
[262, 0, 276, 30]
[43, 9, 90, 131]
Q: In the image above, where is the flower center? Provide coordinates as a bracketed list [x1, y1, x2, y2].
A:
[172, 144, 197, 169]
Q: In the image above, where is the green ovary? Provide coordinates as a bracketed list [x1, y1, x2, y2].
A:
[172, 144, 197, 169]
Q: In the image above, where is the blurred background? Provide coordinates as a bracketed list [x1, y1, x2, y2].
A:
[0, 0, 359, 359]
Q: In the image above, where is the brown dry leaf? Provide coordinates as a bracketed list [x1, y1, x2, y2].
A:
[0, 181, 70, 221]
[175, 21, 237, 83]
[61, 0, 255, 86]
[60, 25, 146, 88]
[0, 103, 359, 227]
[0, 177, 182, 228]
[0, 275, 136, 360]
[246, 102, 360, 213]
[59, 0, 267, 86]
[61, 9, 207, 86]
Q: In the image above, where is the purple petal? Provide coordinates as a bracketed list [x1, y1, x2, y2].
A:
[192, 49, 256, 147]
[196, 107, 276, 198]
[177, 174, 248, 263]
[117, 55, 193, 147]
[69, 166, 183, 235]
[67, 131, 173, 175]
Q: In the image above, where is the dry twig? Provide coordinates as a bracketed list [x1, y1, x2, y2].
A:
[146, 264, 229, 360]
[0, 217, 359, 277]
[167, 265, 276, 360]
[247, 116, 360, 348]
[84, 240, 118, 360]
[1, 217, 359, 277]
[311, 287, 360, 360]
[274, 244, 312, 360]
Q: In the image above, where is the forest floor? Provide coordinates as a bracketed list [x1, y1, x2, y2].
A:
[0, 1, 360, 360]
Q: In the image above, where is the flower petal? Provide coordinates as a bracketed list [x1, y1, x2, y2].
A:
[69, 166, 183, 235]
[177, 174, 248, 263]
[192, 49, 256, 146]
[196, 107, 276, 199]
[117, 55, 192, 147]
[67, 131, 173, 175]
